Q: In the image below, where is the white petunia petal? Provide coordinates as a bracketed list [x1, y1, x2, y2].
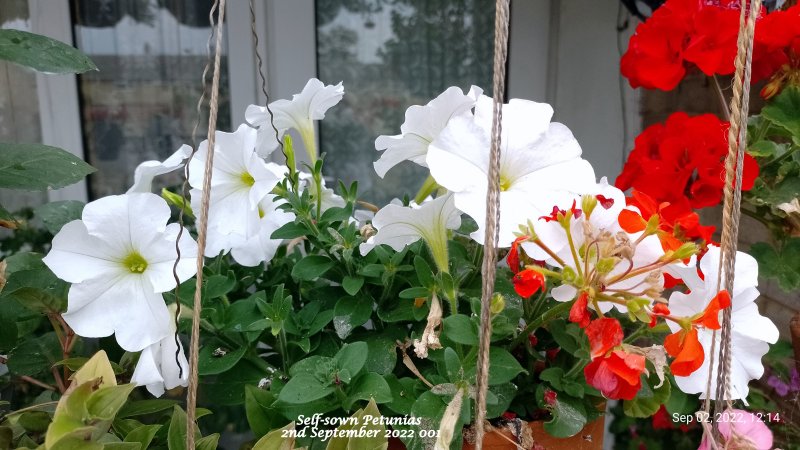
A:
[551, 284, 577, 302]
[128, 145, 192, 193]
[64, 275, 170, 351]
[374, 86, 481, 178]
[43, 220, 125, 284]
[246, 78, 344, 156]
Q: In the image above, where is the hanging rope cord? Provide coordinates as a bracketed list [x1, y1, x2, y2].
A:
[699, 0, 760, 447]
[473, 0, 510, 447]
[184, 0, 227, 447]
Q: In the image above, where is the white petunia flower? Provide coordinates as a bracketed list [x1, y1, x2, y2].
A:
[43, 193, 197, 351]
[204, 194, 295, 267]
[427, 95, 596, 247]
[245, 78, 344, 160]
[131, 304, 188, 397]
[668, 245, 779, 401]
[359, 194, 461, 273]
[189, 124, 281, 246]
[128, 145, 192, 193]
[373, 86, 482, 178]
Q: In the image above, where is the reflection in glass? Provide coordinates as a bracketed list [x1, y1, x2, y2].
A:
[72, 0, 231, 198]
[316, 0, 495, 204]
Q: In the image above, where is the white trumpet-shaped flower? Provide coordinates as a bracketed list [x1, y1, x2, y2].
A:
[43, 193, 197, 351]
[205, 194, 295, 267]
[373, 85, 482, 178]
[128, 145, 192, 193]
[131, 304, 188, 397]
[359, 194, 461, 273]
[668, 245, 779, 401]
[427, 95, 596, 247]
[189, 124, 281, 245]
[245, 78, 344, 159]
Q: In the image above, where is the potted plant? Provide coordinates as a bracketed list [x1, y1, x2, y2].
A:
[0, 21, 784, 450]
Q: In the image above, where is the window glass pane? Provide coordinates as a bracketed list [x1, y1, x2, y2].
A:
[72, 0, 231, 198]
[316, 0, 495, 204]
[0, 1, 48, 213]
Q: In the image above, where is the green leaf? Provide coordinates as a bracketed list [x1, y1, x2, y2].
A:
[167, 406, 199, 450]
[413, 256, 434, 287]
[196, 434, 220, 450]
[326, 398, 388, 450]
[342, 275, 365, 295]
[117, 400, 178, 419]
[384, 376, 417, 416]
[443, 347, 462, 382]
[543, 394, 587, 438]
[0, 143, 95, 190]
[18, 410, 51, 433]
[103, 443, 141, 450]
[86, 384, 136, 420]
[762, 86, 800, 143]
[319, 204, 353, 223]
[442, 314, 478, 346]
[245, 386, 284, 438]
[333, 296, 372, 339]
[539, 367, 565, 390]
[0, 29, 97, 73]
[335, 341, 369, 378]
[198, 342, 247, 375]
[202, 359, 265, 406]
[748, 140, 783, 158]
[35, 200, 85, 234]
[291, 255, 335, 280]
[271, 221, 310, 239]
[123, 425, 161, 449]
[252, 423, 297, 450]
[0, 202, 12, 221]
[365, 336, 399, 376]
[344, 372, 393, 410]
[277, 373, 335, 404]
[466, 347, 526, 386]
[624, 374, 671, 418]
[7, 332, 62, 376]
[750, 239, 800, 291]
[0, 314, 18, 352]
[484, 383, 517, 419]
[399, 287, 430, 299]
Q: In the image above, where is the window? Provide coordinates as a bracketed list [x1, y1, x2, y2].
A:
[71, 0, 232, 198]
[315, 0, 495, 204]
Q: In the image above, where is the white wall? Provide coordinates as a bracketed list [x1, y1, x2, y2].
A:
[508, 0, 640, 182]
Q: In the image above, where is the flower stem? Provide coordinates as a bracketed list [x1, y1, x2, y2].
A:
[512, 301, 573, 348]
[414, 175, 439, 205]
[564, 221, 583, 279]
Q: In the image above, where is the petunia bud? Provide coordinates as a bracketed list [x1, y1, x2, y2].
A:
[491, 293, 506, 315]
[582, 194, 598, 219]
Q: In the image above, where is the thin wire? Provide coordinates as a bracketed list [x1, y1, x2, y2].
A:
[473, 0, 510, 447]
[170, 0, 219, 385]
[249, 0, 285, 159]
[185, 0, 227, 448]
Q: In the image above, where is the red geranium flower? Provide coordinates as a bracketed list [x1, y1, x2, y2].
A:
[512, 268, 545, 298]
[569, 291, 591, 328]
[585, 317, 624, 359]
[507, 235, 528, 274]
[584, 349, 646, 400]
[617, 113, 758, 210]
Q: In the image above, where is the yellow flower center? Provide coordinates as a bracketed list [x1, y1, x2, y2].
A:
[122, 252, 148, 274]
[240, 172, 255, 187]
[499, 175, 512, 192]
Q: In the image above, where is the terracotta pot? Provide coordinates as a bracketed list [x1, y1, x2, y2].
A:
[386, 417, 605, 450]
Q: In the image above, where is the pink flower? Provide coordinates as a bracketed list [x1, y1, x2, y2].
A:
[698, 409, 773, 450]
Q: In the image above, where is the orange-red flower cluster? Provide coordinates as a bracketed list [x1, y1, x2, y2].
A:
[616, 113, 758, 210]
[583, 318, 646, 400]
[621, 0, 800, 94]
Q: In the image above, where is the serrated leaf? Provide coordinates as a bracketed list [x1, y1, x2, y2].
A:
[0, 29, 97, 73]
[762, 86, 800, 142]
[0, 143, 95, 190]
